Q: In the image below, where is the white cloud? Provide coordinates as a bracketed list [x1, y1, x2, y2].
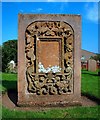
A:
[19, 9, 24, 13]
[37, 8, 43, 11]
[85, 3, 98, 23]
[31, 8, 43, 13]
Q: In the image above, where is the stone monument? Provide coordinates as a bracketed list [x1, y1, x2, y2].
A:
[18, 14, 81, 107]
[88, 59, 97, 72]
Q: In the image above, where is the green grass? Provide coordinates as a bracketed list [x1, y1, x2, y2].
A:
[0, 73, 17, 93]
[1, 71, 100, 119]
[2, 106, 99, 119]
[81, 70, 100, 100]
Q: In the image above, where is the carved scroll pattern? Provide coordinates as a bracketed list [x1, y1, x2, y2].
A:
[26, 73, 72, 95]
[25, 21, 74, 95]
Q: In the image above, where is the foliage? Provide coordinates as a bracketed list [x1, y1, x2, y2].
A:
[90, 54, 100, 61]
[2, 40, 17, 72]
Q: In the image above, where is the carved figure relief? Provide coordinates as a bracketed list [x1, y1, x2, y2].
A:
[25, 21, 74, 95]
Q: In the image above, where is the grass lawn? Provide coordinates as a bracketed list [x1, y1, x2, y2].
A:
[0, 73, 17, 93]
[0, 70, 100, 119]
[81, 70, 100, 100]
[2, 106, 99, 119]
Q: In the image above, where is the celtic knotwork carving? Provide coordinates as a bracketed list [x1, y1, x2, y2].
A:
[26, 72, 72, 95]
[25, 21, 74, 95]
[26, 21, 73, 37]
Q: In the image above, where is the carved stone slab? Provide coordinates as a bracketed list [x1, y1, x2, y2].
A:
[18, 14, 81, 107]
[88, 59, 97, 72]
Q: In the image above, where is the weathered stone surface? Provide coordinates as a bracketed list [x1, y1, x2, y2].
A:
[18, 14, 81, 107]
[88, 59, 97, 72]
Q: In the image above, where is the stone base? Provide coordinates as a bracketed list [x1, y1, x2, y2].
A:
[17, 101, 82, 107]
[17, 94, 82, 107]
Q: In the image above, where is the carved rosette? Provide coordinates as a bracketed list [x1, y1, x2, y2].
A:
[25, 21, 74, 95]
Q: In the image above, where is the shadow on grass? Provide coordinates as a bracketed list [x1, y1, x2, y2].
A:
[2, 80, 17, 91]
[82, 93, 100, 105]
[2, 80, 18, 106]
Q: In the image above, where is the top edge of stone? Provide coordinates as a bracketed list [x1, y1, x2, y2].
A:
[18, 13, 81, 17]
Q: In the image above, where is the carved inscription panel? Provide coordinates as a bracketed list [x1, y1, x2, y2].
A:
[25, 21, 74, 95]
[38, 40, 60, 68]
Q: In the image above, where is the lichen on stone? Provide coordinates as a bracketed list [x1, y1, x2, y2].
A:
[38, 62, 61, 73]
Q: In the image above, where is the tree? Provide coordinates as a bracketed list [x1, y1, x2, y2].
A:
[90, 54, 100, 61]
[2, 40, 17, 72]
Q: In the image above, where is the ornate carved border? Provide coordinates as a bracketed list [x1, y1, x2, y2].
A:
[25, 21, 74, 95]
